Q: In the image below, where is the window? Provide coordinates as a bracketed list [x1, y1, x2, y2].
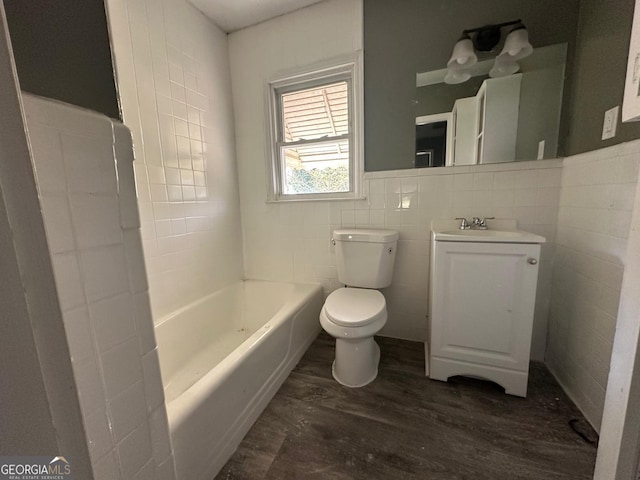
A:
[266, 54, 363, 201]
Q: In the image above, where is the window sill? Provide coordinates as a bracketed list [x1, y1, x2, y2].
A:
[266, 195, 367, 203]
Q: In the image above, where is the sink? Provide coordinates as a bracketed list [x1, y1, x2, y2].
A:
[432, 220, 546, 244]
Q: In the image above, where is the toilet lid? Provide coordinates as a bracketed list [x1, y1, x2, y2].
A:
[324, 288, 386, 327]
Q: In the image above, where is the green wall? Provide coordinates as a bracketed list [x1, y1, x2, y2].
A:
[565, 0, 640, 155]
[415, 76, 486, 117]
[4, 0, 120, 119]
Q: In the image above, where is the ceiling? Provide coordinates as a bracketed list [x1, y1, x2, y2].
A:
[189, 0, 326, 32]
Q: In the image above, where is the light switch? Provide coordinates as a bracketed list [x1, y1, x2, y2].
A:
[602, 106, 619, 140]
[537, 140, 545, 160]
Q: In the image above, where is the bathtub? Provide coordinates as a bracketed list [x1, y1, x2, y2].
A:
[154, 280, 323, 480]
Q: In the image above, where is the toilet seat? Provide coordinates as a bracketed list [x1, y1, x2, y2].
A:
[324, 288, 386, 327]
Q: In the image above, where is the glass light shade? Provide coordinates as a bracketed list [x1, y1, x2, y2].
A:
[444, 69, 471, 84]
[496, 26, 533, 62]
[489, 57, 520, 78]
[447, 37, 478, 71]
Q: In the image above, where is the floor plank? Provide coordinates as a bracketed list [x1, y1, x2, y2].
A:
[216, 333, 597, 479]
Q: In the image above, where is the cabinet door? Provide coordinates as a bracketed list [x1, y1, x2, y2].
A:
[452, 97, 478, 166]
[481, 75, 522, 164]
[624, 0, 640, 122]
[430, 241, 540, 371]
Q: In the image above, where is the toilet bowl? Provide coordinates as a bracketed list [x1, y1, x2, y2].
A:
[320, 228, 398, 387]
[320, 288, 388, 387]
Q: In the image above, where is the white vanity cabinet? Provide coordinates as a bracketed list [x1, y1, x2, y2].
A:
[428, 237, 541, 397]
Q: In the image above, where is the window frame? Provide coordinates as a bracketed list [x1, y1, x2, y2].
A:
[265, 53, 364, 202]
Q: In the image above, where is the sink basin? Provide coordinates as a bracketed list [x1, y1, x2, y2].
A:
[433, 228, 546, 244]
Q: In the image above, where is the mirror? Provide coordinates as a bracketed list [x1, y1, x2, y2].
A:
[362, 0, 581, 172]
[415, 44, 567, 168]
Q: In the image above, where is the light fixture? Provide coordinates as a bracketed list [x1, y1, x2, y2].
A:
[444, 33, 477, 85]
[447, 34, 477, 71]
[490, 22, 533, 78]
[496, 22, 533, 63]
[444, 19, 533, 84]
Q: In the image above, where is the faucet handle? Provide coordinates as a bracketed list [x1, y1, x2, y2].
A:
[479, 216, 495, 229]
[455, 217, 470, 230]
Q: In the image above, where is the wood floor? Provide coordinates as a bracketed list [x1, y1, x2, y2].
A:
[216, 333, 597, 479]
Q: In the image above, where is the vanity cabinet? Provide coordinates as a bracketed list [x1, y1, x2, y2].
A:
[428, 239, 540, 397]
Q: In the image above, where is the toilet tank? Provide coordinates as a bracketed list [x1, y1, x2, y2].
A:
[333, 229, 399, 288]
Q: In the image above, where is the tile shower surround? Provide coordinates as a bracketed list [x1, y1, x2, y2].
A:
[105, 0, 244, 323]
[23, 95, 175, 480]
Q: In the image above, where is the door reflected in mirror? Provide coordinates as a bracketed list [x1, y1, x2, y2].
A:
[415, 113, 452, 167]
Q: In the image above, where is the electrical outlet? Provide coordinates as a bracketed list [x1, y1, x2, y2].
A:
[602, 106, 619, 140]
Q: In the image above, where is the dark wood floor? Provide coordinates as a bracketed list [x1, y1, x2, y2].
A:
[216, 333, 597, 479]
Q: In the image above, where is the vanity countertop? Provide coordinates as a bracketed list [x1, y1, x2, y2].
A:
[431, 219, 546, 244]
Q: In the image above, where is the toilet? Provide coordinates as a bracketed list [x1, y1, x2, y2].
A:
[320, 229, 399, 387]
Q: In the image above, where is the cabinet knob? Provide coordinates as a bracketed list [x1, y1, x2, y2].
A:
[527, 258, 538, 265]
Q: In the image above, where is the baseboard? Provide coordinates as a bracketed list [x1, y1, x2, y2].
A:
[544, 359, 600, 434]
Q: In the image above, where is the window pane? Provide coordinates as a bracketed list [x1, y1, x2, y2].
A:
[282, 140, 350, 194]
[281, 81, 349, 142]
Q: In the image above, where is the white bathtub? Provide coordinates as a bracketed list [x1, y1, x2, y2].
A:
[154, 280, 323, 480]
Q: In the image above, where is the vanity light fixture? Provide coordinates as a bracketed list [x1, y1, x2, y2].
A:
[497, 23, 533, 62]
[445, 19, 533, 83]
[446, 33, 478, 71]
[445, 33, 476, 84]
[490, 21, 533, 78]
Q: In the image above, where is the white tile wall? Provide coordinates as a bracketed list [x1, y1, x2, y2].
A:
[228, 0, 560, 359]
[105, 0, 244, 323]
[546, 140, 640, 432]
[23, 95, 174, 480]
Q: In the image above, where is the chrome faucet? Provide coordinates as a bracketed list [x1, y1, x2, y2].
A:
[455, 217, 471, 230]
[471, 217, 495, 230]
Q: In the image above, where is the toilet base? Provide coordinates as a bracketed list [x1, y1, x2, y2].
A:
[332, 337, 381, 388]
